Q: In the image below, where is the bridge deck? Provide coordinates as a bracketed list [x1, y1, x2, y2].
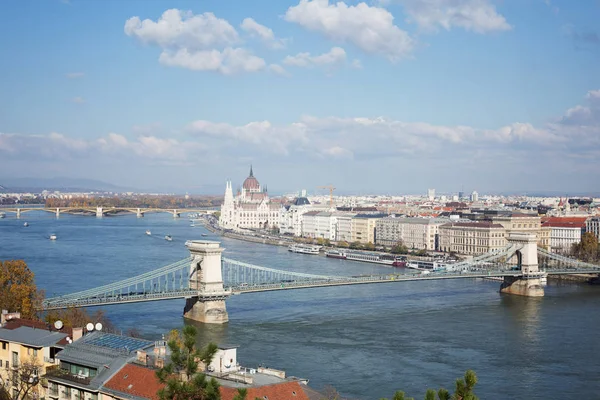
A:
[42, 269, 600, 310]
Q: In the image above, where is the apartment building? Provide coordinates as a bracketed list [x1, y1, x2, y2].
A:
[439, 222, 507, 255]
[542, 217, 587, 253]
[586, 217, 600, 241]
[351, 214, 386, 244]
[335, 213, 355, 242]
[302, 211, 337, 240]
[0, 314, 75, 399]
[376, 217, 445, 250]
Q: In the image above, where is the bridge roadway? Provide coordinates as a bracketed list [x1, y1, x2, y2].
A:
[44, 269, 600, 310]
[0, 205, 216, 217]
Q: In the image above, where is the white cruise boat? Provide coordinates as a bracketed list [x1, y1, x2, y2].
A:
[406, 260, 448, 272]
[326, 250, 407, 267]
[288, 244, 321, 255]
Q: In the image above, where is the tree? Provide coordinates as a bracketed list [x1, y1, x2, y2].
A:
[0, 356, 43, 400]
[232, 388, 247, 400]
[381, 370, 477, 400]
[571, 232, 599, 262]
[45, 308, 115, 333]
[156, 325, 220, 400]
[391, 242, 409, 255]
[337, 241, 349, 248]
[364, 242, 376, 251]
[349, 241, 362, 250]
[0, 260, 44, 320]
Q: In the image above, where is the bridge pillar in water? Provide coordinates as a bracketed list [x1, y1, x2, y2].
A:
[173, 209, 180, 218]
[56, 208, 60, 218]
[500, 233, 544, 297]
[183, 240, 229, 324]
[96, 206, 103, 218]
[16, 209, 21, 219]
[136, 208, 143, 218]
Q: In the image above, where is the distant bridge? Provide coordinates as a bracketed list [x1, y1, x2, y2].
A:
[0, 205, 216, 218]
[41, 234, 600, 323]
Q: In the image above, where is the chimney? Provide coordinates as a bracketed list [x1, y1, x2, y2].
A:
[136, 350, 147, 365]
[153, 340, 167, 357]
[72, 327, 83, 341]
[1, 311, 20, 325]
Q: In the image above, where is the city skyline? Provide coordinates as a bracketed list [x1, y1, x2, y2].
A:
[1, 0, 599, 193]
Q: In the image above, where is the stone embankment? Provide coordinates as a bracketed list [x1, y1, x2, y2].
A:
[201, 220, 290, 247]
[548, 274, 598, 284]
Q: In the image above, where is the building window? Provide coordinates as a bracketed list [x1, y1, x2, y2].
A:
[33, 349, 37, 357]
[1, 342, 6, 350]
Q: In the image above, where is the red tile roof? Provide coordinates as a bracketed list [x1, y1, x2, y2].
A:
[103, 364, 163, 400]
[104, 364, 314, 400]
[220, 382, 311, 400]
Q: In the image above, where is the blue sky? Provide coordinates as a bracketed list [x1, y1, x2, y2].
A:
[1, 0, 599, 195]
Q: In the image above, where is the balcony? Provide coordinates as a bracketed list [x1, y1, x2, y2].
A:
[44, 357, 58, 364]
[44, 368, 91, 386]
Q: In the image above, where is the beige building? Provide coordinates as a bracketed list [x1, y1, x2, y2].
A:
[0, 314, 75, 400]
[351, 214, 386, 244]
[376, 217, 445, 250]
[439, 222, 507, 255]
[491, 213, 543, 241]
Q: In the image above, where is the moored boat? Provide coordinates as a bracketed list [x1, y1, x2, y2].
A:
[326, 250, 406, 267]
[288, 244, 321, 255]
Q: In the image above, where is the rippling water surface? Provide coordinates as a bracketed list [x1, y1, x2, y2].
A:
[1, 213, 599, 399]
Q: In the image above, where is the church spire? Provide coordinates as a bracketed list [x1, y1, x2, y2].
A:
[249, 165, 254, 177]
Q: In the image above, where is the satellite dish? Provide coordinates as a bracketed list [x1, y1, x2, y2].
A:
[86, 323, 94, 331]
[66, 337, 72, 343]
[54, 320, 63, 330]
[95, 322, 103, 331]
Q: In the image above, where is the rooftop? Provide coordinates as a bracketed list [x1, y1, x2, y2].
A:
[441, 222, 505, 229]
[0, 325, 67, 348]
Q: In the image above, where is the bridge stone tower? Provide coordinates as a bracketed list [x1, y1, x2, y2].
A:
[500, 233, 544, 297]
[184, 240, 230, 324]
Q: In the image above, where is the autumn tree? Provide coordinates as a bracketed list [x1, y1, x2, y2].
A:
[0, 260, 43, 320]
[0, 356, 43, 400]
[391, 241, 409, 255]
[45, 308, 115, 332]
[156, 325, 220, 400]
[571, 232, 599, 262]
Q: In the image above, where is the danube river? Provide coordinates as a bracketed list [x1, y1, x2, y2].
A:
[1, 213, 599, 399]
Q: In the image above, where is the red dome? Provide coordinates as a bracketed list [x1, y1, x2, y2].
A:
[242, 166, 260, 191]
[243, 176, 260, 190]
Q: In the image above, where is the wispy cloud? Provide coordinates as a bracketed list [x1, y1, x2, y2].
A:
[65, 72, 85, 79]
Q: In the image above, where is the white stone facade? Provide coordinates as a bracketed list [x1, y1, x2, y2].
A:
[219, 167, 281, 231]
[375, 217, 445, 250]
[302, 211, 337, 240]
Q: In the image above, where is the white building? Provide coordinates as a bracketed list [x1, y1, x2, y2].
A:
[470, 191, 479, 202]
[279, 197, 312, 236]
[427, 188, 436, 201]
[302, 211, 337, 240]
[586, 217, 600, 242]
[542, 217, 587, 253]
[375, 217, 445, 250]
[335, 213, 356, 242]
[219, 167, 281, 231]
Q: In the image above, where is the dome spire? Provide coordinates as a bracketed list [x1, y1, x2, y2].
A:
[249, 165, 254, 177]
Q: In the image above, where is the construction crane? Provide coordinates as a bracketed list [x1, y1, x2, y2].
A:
[317, 185, 336, 207]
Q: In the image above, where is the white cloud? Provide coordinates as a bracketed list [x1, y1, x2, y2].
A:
[399, 0, 511, 33]
[350, 59, 363, 69]
[1, 131, 205, 163]
[283, 47, 347, 68]
[71, 97, 85, 104]
[124, 9, 238, 50]
[159, 47, 266, 74]
[125, 9, 266, 74]
[284, 0, 413, 61]
[240, 18, 287, 49]
[65, 72, 84, 79]
[268, 64, 290, 76]
[187, 120, 308, 155]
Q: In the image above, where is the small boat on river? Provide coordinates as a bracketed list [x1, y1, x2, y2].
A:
[165, 235, 173, 241]
[146, 230, 151, 236]
[49, 234, 57, 240]
[23, 222, 29, 227]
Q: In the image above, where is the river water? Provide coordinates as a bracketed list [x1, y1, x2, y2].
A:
[1, 213, 599, 399]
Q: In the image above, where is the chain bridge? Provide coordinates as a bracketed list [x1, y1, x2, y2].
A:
[42, 234, 600, 323]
